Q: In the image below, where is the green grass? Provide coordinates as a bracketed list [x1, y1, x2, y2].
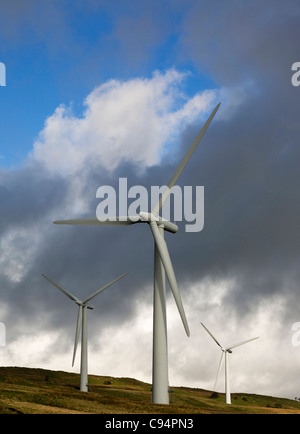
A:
[0, 366, 299, 414]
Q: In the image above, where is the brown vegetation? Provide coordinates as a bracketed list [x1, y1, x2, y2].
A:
[0, 367, 299, 414]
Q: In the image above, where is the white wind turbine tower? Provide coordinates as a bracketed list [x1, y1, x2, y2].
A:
[201, 323, 259, 404]
[42, 272, 128, 392]
[53, 103, 221, 404]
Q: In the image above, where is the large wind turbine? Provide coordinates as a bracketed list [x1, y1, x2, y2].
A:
[201, 323, 259, 404]
[53, 103, 221, 404]
[42, 272, 128, 392]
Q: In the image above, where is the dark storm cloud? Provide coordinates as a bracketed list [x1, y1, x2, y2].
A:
[159, 2, 300, 279]
[0, 159, 156, 344]
[1, 91, 299, 345]
[181, 0, 300, 86]
[0, 1, 69, 51]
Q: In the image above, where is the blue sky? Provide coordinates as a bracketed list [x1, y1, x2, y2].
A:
[0, 1, 300, 402]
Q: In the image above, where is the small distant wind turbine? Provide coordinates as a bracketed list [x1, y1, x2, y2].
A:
[53, 103, 221, 404]
[42, 272, 128, 392]
[201, 322, 259, 404]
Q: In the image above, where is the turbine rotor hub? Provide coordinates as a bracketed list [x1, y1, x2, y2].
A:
[139, 212, 178, 233]
[75, 301, 94, 310]
[139, 211, 159, 222]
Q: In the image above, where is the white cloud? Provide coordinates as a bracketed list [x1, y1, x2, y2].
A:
[32, 69, 219, 176]
[2, 330, 69, 368]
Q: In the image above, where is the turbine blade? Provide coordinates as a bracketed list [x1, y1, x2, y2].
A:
[42, 274, 79, 303]
[53, 217, 139, 226]
[152, 102, 221, 215]
[72, 305, 82, 366]
[149, 221, 190, 336]
[226, 337, 260, 351]
[213, 352, 224, 391]
[201, 323, 223, 349]
[82, 272, 129, 304]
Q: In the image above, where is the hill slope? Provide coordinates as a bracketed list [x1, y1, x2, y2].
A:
[0, 367, 299, 414]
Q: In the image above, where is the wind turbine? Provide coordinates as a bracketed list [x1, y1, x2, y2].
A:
[201, 322, 259, 404]
[53, 103, 221, 404]
[42, 272, 128, 392]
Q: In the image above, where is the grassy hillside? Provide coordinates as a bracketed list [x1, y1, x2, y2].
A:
[0, 366, 299, 414]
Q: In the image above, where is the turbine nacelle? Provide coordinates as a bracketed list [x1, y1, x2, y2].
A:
[75, 301, 94, 310]
[221, 347, 232, 354]
[139, 212, 178, 234]
[139, 211, 159, 222]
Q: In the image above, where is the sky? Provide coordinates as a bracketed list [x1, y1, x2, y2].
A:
[0, 0, 300, 401]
